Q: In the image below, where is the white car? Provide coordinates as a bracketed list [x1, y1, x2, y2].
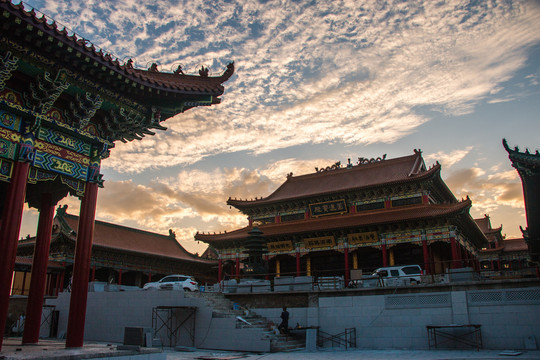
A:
[372, 265, 423, 286]
[143, 275, 199, 291]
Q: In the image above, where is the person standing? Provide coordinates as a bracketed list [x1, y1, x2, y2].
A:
[278, 306, 289, 335]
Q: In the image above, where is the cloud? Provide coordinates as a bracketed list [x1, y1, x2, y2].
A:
[92, 157, 345, 251]
[31, 0, 539, 174]
[424, 147, 474, 170]
[444, 166, 525, 231]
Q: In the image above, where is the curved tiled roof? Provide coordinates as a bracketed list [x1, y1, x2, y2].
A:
[502, 238, 528, 252]
[59, 213, 214, 265]
[474, 215, 502, 234]
[0, 0, 234, 97]
[129, 64, 234, 95]
[197, 200, 473, 244]
[503, 138, 540, 170]
[228, 151, 445, 208]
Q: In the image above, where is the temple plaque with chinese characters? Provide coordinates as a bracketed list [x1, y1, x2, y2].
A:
[267, 240, 294, 253]
[309, 199, 347, 217]
[348, 231, 379, 246]
[304, 236, 335, 249]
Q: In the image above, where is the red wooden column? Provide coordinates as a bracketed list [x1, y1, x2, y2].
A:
[21, 272, 28, 295]
[58, 270, 66, 293]
[0, 161, 30, 351]
[118, 269, 122, 285]
[381, 244, 388, 267]
[23, 193, 56, 344]
[66, 182, 99, 348]
[344, 247, 350, 287]
[235, 255, 240, 278]
[422, 240, 430, 275]
[91, 266, 96, 282]
[450, 237, 461, 269]
[54, 273, 61, 296]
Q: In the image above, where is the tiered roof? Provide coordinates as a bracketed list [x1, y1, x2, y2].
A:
[227, 150, 455, 211]
[475, 215, 502, 235]
[197, 199, 477, 246]
[198, 151, 486, 248]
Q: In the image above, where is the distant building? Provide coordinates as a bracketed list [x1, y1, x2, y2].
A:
[15, 205, 216, 295]
[476, 214, 532, 275]
[196, 150, 488, 284]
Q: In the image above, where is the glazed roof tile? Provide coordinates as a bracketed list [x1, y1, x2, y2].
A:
[197, 200, 472, 243]
[227, 152, 440, 207]
[59, 213, 214, 265]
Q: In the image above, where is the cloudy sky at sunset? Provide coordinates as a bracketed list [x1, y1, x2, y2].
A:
[19, 0, 540, 254]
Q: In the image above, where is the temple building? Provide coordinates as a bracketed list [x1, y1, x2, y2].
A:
[0, 0, 233, 349]
[196, 150, 488, 284]
[475, 214, 531, 276]
[13, 205, 216, 296]
[503, 139, 540, 263]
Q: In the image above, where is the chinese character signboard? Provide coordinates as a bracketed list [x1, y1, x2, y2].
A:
[348, 231, 379, 246]
[309, 199, 347, 217]
[267, 241, 294, 253]
[304, 236, 335, 249]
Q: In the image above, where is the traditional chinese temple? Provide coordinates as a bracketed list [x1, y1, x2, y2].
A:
[13, 205, 216, 295]
[503, 139, 540, 263]
[0, 0, 233, 349]
[196, 151, 488, 283]
[475, 214, 531, 274]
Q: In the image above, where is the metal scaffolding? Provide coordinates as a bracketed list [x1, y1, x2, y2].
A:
[152, 306, 197, 347]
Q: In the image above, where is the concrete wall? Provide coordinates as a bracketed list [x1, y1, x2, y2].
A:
[253, 287, 540, 350]
[46, 287, 540, 351]
[46, 291, 270, 352]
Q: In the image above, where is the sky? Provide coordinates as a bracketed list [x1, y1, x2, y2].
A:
[19, 0, 540, 255]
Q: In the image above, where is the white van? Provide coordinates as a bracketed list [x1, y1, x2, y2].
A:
[372, 265, 423, 286]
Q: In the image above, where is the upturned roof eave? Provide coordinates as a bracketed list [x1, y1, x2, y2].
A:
[0, 0, 234, 98]
[199, 200, 473, 245]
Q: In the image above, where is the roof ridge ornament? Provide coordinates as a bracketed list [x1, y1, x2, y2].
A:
[199, 66, 209, 77]
[56, 204, 68, 216]
[315, 161, 341, 173]
[174, 65, 184, 75]
[357, 154, 386, 165]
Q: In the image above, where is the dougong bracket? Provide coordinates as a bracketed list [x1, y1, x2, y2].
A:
[0, 51, 19, 91]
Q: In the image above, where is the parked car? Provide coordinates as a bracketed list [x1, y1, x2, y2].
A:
[372, 265, 423, 286]
[143, 275, 199, 291]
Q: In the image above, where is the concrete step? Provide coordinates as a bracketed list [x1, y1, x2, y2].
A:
[188, 291, 305, 353]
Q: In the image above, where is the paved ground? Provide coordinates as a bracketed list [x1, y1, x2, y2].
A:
[164, 348, 540, 360]
[2, 338, 539, 360]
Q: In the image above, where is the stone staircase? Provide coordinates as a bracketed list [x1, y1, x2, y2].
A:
[186, 292, 305, 352]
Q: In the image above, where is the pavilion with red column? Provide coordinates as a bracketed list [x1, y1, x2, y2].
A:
[196, 150, 487, 284]
[0, 0, 233, 350]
